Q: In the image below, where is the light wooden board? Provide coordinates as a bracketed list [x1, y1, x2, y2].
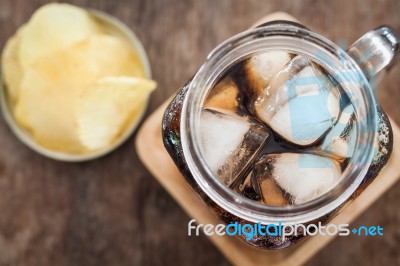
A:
[136, 99, 400, 266]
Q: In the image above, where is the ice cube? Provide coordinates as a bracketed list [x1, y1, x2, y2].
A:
[254, 56, 310, 115]
[254, 153, 342, 205]
[236, 172, 262, 202]
[200, 108, 269, 186]
[259, 178, 289, 206]
[254, 56, 341, 145]
[250, 157, 290, 206]
[204, 77, 241, 112]
[244, 51, 292, 96]
[321, 104, 357, 158]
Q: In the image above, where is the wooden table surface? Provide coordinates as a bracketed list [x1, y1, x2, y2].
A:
[0, 0, 399, 265]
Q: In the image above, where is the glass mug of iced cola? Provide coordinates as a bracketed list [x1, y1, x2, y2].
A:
[162, 20, 399, 249]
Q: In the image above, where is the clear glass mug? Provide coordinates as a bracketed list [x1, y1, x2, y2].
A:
[162, 20, 399, 249]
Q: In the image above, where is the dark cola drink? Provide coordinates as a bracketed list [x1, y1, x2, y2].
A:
[201, 52, 373, 205]
[162, 49, 393, 249]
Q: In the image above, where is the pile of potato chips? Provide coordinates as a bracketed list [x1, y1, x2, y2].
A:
[1, 3, 156, 154]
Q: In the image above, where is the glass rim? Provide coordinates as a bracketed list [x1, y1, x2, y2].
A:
[180, 23, 377, 224]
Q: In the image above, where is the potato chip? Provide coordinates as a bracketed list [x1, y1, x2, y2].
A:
[70, 35, 146, 79]
[76, 76, 156, 150]
[18, 3, 101, 70]
[14, 34, 147, 153]
[14, 59, 85, 153]
[1, 26, 25, 103]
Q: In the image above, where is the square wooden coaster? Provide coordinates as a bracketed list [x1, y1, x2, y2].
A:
[136, 100, 400, 266]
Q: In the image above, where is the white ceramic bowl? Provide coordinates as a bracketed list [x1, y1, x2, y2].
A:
[0, 9, 152, 161]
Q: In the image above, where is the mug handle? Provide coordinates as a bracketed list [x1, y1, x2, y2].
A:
[348, 26, 400, 80]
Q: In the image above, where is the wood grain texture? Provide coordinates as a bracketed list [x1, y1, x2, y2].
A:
[0, 0, 399, 265]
